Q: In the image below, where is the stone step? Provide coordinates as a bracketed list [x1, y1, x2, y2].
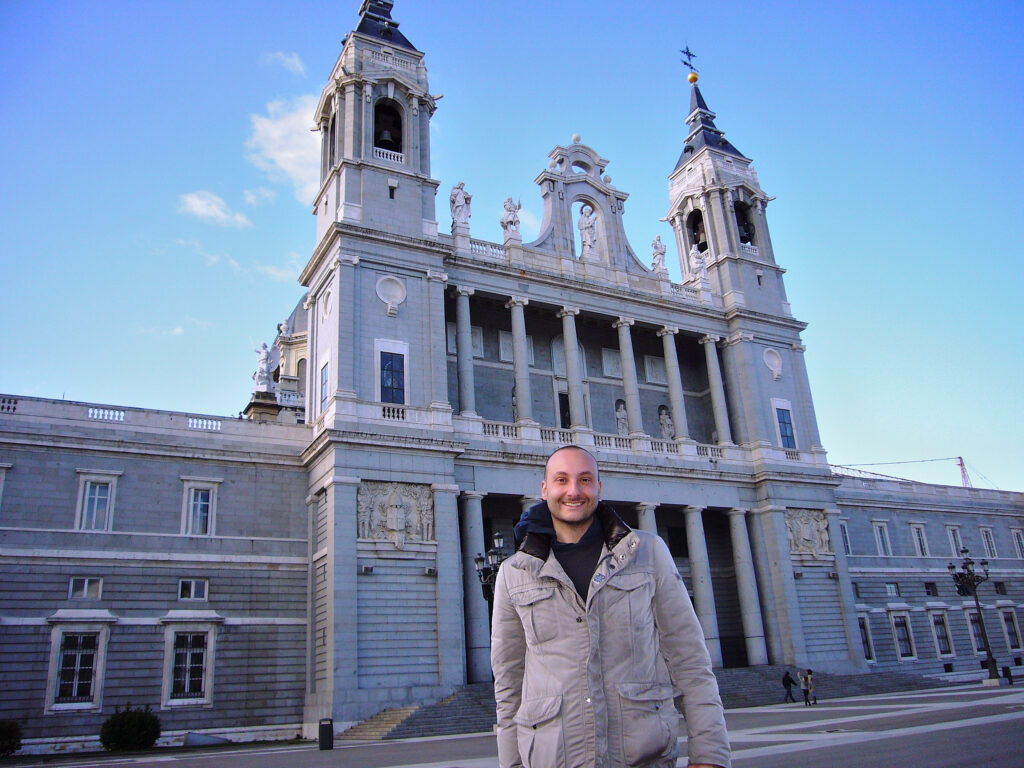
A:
[343, 667, 961, 741]
[338, 706, 419, 740]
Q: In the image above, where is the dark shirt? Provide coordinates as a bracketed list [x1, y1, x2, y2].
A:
[551, 517, 604, 600]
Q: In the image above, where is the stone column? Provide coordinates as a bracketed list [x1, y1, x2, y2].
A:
[754, 198, 775, 263]
[700, 335, 733, 445]
[635, 502, 658, 535]
[558, 306, 586, 429]
[507, 297, 533, 423]
[338, 254, 358, 399]
[613, 317, 644, 435]
[427, 271, 450, 410]
[303, 293, 316, 419]
[459, 492, 490, 684]
[319, 121, 329, 179]
[727, 508, 769, 665]
[327, 476, 360, 719]
[684, 505, 722, 666]
[658, 326, 690, 440]
[343, 83, 357, 160]
[790, 342, 823, 450]
[433, 484, 466, 687]
[455, 287, 477, 416]
[699, 196, 719, 258]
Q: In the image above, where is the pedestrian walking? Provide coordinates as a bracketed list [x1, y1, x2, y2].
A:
[800, 669, 814, 706]
[782, 670, 797, 703]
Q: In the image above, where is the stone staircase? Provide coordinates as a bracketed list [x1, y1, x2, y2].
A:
[340, 666, 957, 740]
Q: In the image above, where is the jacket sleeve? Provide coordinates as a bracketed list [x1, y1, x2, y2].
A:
[650, 535, 732, 768]
[491, 561, 525, 768]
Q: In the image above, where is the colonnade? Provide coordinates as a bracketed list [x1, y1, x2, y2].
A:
[452, 287, 733, 444]
[459, 492, 769, 680]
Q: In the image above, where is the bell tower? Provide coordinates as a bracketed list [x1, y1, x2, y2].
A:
[312, 1, 439, 245]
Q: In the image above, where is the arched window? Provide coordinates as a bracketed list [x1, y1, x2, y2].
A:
[686, 210, 707, 252]
[297, 358, 307, 398]
[734, 201, 755, 245]
[327, 113, 337, 169]
[374, 100, 403, 154]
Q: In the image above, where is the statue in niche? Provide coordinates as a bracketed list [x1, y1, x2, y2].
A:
[785, 509, 832, 559]
[658, 404, 675, 440]
[615, 399, 628, 436]
[688, 243, 707, 281]
[651, 236, 667, 274]
[578, 204, 597, 260]
[500, 197, 521, 232]
[356, 482, 435, 550]
[253, 342, 272, 391]
[450, 182, 471, 225]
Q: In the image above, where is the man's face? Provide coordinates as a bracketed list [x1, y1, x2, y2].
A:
[542, 448, 601, 537]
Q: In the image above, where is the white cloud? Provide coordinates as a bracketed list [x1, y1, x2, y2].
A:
[167, 326, 185, 337]
[519, 208, 541, 240]
[243, 187, 276, 206]
[177, 191, 251, 227]
[174, 239, 244, 274]
[246, 95, 320, 204]
[262, 51, 306, 76]
[256, 252, 303, 283]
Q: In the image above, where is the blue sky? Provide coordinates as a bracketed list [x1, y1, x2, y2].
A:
[1, 0, 1021, 490]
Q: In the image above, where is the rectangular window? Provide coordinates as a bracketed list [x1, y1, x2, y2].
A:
[171, 633, 207, 699]
[968, 611, 988, 653]
[189, 489, 211, 535]
[55, 633, 98, 703]
[600, 347, 622, 378]
[911, 524, 929, 557]
[874, 522, 892, 556]
[858, 615, 874, 661]
[931, 613, 954, 656]
[444, 323, 483, 357]
[178, 579, 208, 601]
[980, 527, 997, 559]
[380, 351, 405, 404]
[643, 355, 668, 385]
[852, 581, 861, 599]
[499, 331, 535, 365]
[948, 526, 964, 558]
[891, 614, 916, 659]
[319, 362, 329, 413]
[1013, 529, 1024, 560]
[69, 577, 102, 600]
[775, 408, 796, 449]
[924, 582, 939, 597]
[1002, 611, 1022, 650]
[180, 477, 221, 537]
[839, 521, 852, 556]
[994, 581, 1007, 595]
[885, 582, 900, 598]
[75, 470, 121, 532]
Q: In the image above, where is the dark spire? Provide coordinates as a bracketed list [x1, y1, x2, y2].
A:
[355, 1, 417, 51]
[674, 79, 747, 171]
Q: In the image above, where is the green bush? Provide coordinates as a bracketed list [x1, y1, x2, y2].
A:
[99, 704, 161, 751]
[0, 720, 22, 758]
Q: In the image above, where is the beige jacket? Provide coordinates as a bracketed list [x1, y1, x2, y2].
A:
[491, 503, 730, 768]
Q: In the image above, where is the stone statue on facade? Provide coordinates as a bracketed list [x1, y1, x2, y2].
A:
[578, 204, 597, 259]
[450, 182, 471, 225]
[658, 405, 675, 440]
[651, 235, 667, 274]
[615, 400, 628, 436]
[688, 243, 707, 281]
[500, 197, 521, 232]
[253, 342, 272, 391]
[784, 509, 832, 558]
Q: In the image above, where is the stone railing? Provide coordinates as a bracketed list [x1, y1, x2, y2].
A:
[540, 427, 574, 444]
[739, 242, 760, 256]
[277, 391, 304, 407]
[88, 407, 124, 422]
[187, 417, 222, 432]
[369, 49, 416, 71]
[593, 434, 634, 450]
[483, 420, 519, 439]
[470, 239, 505, 259]
[651, 439, 679, 454]
[696, 443, 724, 459]
[372, 147, 404, 164]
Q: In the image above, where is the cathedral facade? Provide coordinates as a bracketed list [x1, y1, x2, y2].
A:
[1, 1, 1022, 753]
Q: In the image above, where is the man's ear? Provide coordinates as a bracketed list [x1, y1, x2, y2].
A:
[540, 480, 548, 500]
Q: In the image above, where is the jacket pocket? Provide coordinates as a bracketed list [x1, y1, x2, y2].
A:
[514, 694, 563, 768]
[509, 585, 558, 645]
[615, 683, 678, 767]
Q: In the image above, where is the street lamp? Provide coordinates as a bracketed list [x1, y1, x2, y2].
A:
[948, 547, 999, 680]
[474, 530, 509, 611]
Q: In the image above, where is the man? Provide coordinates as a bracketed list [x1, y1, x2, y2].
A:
[782, 670, 796, 703]
[491, 446, 730, 768]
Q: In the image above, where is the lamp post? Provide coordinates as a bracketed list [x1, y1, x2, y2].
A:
[948, 547, 999, 680]
[474, 530, 509, 618]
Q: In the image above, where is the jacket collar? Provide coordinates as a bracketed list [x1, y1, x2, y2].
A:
[518, 500, 631, 561]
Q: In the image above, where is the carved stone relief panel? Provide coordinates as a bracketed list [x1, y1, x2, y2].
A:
[785, 508, 832, 559]
[357, 481, 435, 549]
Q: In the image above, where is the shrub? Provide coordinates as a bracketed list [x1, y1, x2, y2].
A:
[99, 704, 161, 751]
[0, 720, 22, 758]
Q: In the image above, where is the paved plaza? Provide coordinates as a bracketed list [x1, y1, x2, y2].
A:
[7, 684, 1023, 768]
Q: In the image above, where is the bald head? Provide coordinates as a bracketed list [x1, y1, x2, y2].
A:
[544, 445, 599, 481]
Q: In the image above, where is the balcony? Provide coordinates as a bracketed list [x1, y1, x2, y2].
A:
[373, 147, 404, 164]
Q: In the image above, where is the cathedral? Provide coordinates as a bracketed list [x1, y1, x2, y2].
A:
[1, 0, 1021, 753]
